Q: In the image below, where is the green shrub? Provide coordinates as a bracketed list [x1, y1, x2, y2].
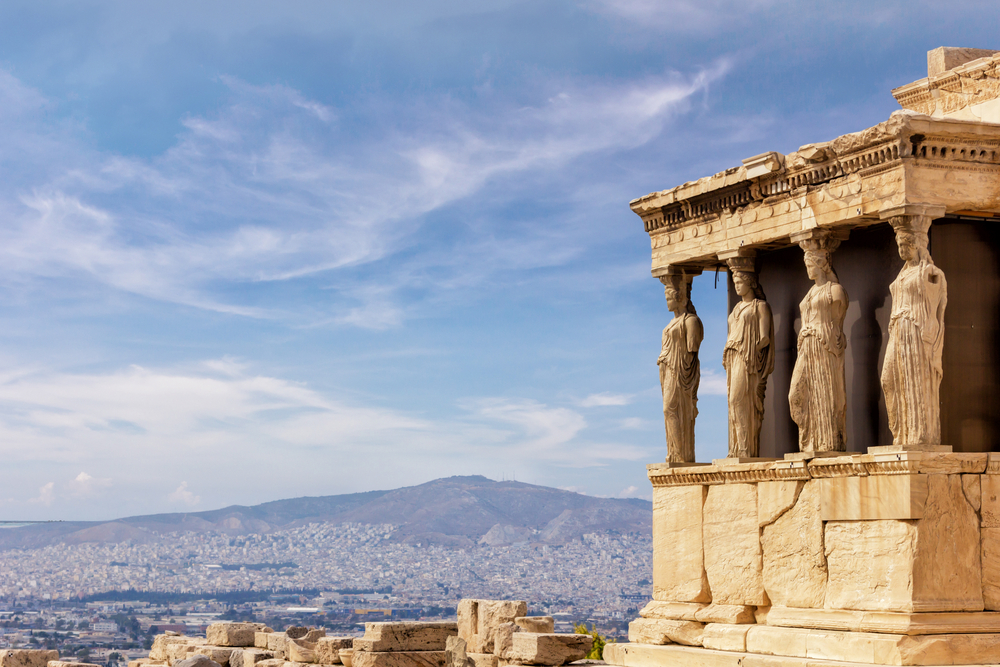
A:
[573, 623, 615, 660]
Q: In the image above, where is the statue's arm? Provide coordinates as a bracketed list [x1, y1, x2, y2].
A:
[756, 301, 772, 351]
[687, 316, 704, 354]
[934, 269, 948, 335]
[831, 283, 849, 320]
[657, 327, 670, 365]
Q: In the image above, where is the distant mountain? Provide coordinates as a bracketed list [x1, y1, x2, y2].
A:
[0, 475, 651, 550]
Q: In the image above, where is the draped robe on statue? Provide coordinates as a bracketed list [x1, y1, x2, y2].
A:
[880, 261, 947, 447]
[789, 282, 848, 452]
[723, 299, 774, 458]
[658, 313, 701, 462]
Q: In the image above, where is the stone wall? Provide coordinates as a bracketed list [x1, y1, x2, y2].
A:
[621, 452, 1000, 667]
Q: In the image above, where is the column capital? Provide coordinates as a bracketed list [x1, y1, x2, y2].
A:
[718, 247, 756, 263]
[652, 264, 703, 282]
[790, 228, 850, 251]
[879, 203, 947, 222]
[725, 256, 756, 273]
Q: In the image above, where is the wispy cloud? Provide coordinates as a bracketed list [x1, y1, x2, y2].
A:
[0, 360, 663, 517]
[168, 482, 201, 507]
[700, 369, 727, 396]
[0, 63, 728, 326]
[29, 482, 55, 506]
[579, 392, 632, 407]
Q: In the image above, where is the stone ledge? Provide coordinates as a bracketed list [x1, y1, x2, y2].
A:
[606, 636, 1000, 667]
[646, 452, 997, 487]
[766, 607, 1000, 635]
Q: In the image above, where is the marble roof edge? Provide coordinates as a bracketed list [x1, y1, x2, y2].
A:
[630, 111, 1000, 218]
[892, 51, 1000, 97]
[631, 114, 910, 213]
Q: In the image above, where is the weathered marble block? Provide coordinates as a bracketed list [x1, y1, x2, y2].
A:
[355, 623, 458, 653]
[316, 639, 354, 665]
[703, 483, 767, 606]
[350, 652, 445, 667]
[652, 485, 710, 603]
[761, 480, 827, 608]
[627, 619, 703, 647]
[0, 654, 60, 667]
[825, 475, 982, 612]
[504, 634, 592, 666]
[207, 623, 269, 648]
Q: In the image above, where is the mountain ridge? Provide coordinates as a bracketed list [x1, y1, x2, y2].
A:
[0, 475, 650, 550]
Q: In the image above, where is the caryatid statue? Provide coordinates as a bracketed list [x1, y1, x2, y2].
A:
[723, 257, 774, 458]
[881, 213, 948, 447]
[657, 271, 703, 463]
[788, 231, 849, 452]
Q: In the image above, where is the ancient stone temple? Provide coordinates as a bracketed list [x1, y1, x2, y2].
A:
[607, 48, 1000, 667]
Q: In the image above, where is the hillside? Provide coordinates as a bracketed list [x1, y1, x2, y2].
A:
[0, 476, 650, 550]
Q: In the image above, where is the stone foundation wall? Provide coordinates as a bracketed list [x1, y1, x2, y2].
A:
[618, 452, 1000, 667]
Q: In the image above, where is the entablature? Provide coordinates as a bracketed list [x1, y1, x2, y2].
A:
[632, 113, 1000, 273]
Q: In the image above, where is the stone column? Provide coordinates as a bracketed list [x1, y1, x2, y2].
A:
[656, 267, 703, 463]
[720, 252, 774, 458]
[879, 205, 948, 450]
[788, 229, 850, 453]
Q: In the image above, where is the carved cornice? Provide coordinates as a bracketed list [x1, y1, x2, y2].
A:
[892, 52, 1000, 116]
[631, 112, 1000, 270]
[646, 452, 990, 487]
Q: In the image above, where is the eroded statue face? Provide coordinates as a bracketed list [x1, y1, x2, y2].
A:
[665, 287, 680, 311]
[897, 235, 917, 262]
[733, 272, 751, 297]
[805, 259, 821, 282]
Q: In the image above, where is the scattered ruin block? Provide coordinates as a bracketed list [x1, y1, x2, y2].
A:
[208, 624, 270, 648]
[173, 656, 223, 667]
[193, 647, 237, 667]
[0, 652, 59, 667]
[266, 635, 288, 654]
[466, 656, 495, 667]
[151, 636, 197, 662]
[512, 618, 553, 634]
[457, 600, 527, 654]
[129, 661, 166, 667]
[285, 627, 323, 642]
[504, 634, 592, 666]
[491, 624, 516, 660]
[48, 662, 103, 667]
[229, 650, 277, 667]
[338, 649, 355, 667]
[251, 661, 283, 667]
[350, 652, 446, 667]
[287, 641, 318, 664]
[445, 637, 472, 667]
[316, 638, 353, 665]
[354, 623, 458, 653]
[254, 634, 272, 650]
[167, 644, 200, 664]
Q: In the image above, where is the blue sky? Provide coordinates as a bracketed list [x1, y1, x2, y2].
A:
[0, 1, 996, 520]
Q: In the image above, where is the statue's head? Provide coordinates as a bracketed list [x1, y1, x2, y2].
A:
[890, 216, 932, 264]
[803, 248, 838, 284]
[732, 269, 766, 300]
[661, 274, 696, 315]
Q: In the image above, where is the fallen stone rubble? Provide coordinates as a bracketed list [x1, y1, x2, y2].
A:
[0, 600, 593, 667]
